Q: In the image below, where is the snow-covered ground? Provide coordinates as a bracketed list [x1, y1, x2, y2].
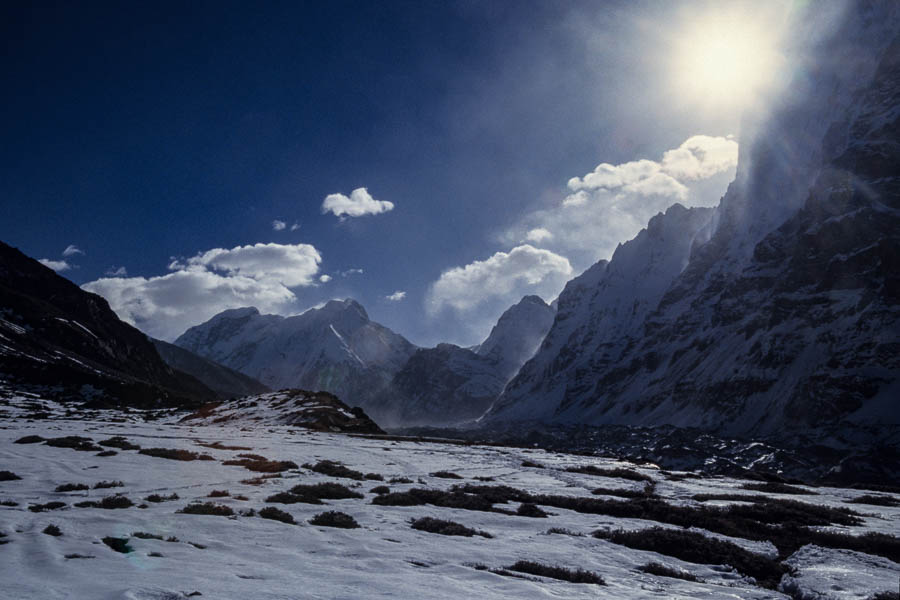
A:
[1, 393, 897, 600]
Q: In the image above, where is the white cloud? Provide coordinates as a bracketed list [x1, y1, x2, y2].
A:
[322, 187, 394, 218]
[272, 220, 286, 231]
[62, 245, 84, 257]
[427, 244, 572, 315]
[105, 266, 128, 277]
[503, 134, 738, 272]
[341, 268, 364, 277]
[660, 135, 739, 180]
[290, 222, 300, 231]
[83, 242, 322, 341]
[39, 259, 71, 272]
[319, 274, 332, 283]
[524, 227, 553, 243]
[385, 290, 406, 302]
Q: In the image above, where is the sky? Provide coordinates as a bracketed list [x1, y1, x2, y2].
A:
[1, 0, 793, 347]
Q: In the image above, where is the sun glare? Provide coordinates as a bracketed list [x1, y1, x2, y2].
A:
[674, 10, 785, 110]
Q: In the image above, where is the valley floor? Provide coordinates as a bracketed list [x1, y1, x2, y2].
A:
[1, 393, 898, 600]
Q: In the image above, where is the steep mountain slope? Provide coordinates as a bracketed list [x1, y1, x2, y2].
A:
[488, 4, 900, 437]
[0, 241, 215, 408]
[476, 295, 555, 381]
[174, 300, 417, 410]
[151, 339, 269, 399]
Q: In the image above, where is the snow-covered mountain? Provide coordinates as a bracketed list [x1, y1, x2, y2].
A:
[174, 299, 417, 411]
[475, 295, 556, 381]
[151, 338, 270, 400]
[487, 3, 900, 438]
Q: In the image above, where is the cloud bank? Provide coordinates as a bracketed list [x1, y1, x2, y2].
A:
[83, 242, 321, 341]
[322, 187, 394, 218]
[39, 259, 71, 272]
[385, 290, 406, 302]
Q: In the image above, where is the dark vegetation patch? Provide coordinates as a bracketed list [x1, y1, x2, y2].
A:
[638, 562, 701, 582]
[179, 502, 234, 516]
[309, 510, 359, 528]
[848, 494, 900, 507]
[364, 472, 384, 481]
[692, 493, 770, 503]
[259, 506, 296, 524]
[42, 524, 62, 537]
[45, 436, 101, 451]
[380, 483, 893, 562]
[868, 592, 900, 600]
[565, 465, 653, 482]
[29, 501, 66, 512]
[303, 460, 364, 480]
[505, 560, 605, 585]
[516, 503, 549, 518]
[132, 531, 163, 540]
[1, 500, 19, 506]
[207, 490, 230, 498]
[0, 470, 21, 481]
[593, 482, 656, 499]
[521, 460, 545, 468]
[144, 493, 179, 503]
[849, 483, 900, 494]
[147, 552, 164, 557]
[290, 482, 363, 500]
[99, 436, 140, 450]
[370, 485, 390, 495]
[196, 441, 252, 451]
[410, 516, 492, 538]
[65, 554, 94, 559]
[55, 482, 88, 492]
[225, 454, 298, 473]
[241, 474, 282, 485]
[662, 471, 703, 482]
[430, 470, 464, 479]
[474, 476, 495, 482]
[266, 491, 322, 505]
[545, 527, 583, 536]
[741, 482, 816, 495]
[96, 450, 117, 457]
[94, 480, 124, 489]
[594, 527, 785, 589]
[14, 435, 45, 444]
[102, 536, 133, 554]
[75, 495, 134, 509]
[139, 447, 214, 461]
[389, 477, 413, 484]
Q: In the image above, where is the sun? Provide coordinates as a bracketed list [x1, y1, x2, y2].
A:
[673, 9, 785, 110]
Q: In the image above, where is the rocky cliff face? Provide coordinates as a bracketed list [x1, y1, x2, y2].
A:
[152, 338, 270, 400]
[487, 3, 900, 438]
[174, 299, 417, 411]
[476, 295, 555, 381]
[0, 241, 216, 408]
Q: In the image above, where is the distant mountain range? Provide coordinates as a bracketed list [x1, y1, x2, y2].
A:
[174, 295, 555, 427]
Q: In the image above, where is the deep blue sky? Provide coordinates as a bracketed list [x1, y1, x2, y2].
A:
[1, 0, 772, 345]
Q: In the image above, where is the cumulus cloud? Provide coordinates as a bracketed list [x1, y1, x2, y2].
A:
[105, 266, 127, 277]
[290, 222, 300, 231]
[83, 242, 322, 341]
[319, 274, 332, 283]
[385, 290, 406, 302]
[428, 244, 571, 315]
[502, 134, 738, 272]
[62, 245, 84, 257]
[321, 187, 394, 218]
[524, 227, 553, 243]
[272, 220, 286, 231]
[39, 259, 71, 272]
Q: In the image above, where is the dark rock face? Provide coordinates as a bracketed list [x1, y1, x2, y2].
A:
[368, 343, 506, 428]
[180, 389, 384, 434]
[0, 242, 215, 408]
[488, 13, 900, 440]
[151, 339, 270, 400]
